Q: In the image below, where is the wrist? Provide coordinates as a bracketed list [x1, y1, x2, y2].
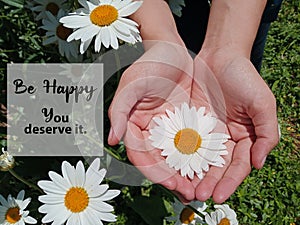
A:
[198, 46, 248, 76]
[201, 0, 267, 58]
[130, 0, 184, 46]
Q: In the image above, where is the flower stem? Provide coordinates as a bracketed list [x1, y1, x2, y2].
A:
[8, 169, 43, 194]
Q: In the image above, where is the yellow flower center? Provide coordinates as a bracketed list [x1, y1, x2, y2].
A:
[218, 218, 230, 225]
[90, 5, 118, 26]
[180, 207, 195, 224]
[174, 128, 202, 154]
[56, 24, 73, 41]
[46, 2, 59, 16]
[64, 187, 89, 213]
[5, 207, 21, 224]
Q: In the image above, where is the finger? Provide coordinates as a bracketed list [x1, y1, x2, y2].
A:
[195, 140, 235, 202]
[108, 71, 140, 145]
[125, 122, 195, 201]
[249, 93, 279, 169]
[212, 138, 252, 203]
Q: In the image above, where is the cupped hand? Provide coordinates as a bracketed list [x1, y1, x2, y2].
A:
[108, 40, 197, 202]
[192, 50, 279, 203]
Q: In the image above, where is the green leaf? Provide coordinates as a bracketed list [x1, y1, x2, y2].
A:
[1, 0, 24, 8]
[129, 196, 168, 225]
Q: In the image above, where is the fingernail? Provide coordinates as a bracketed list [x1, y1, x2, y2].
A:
[260, 156, 267, 167]
[108, 128, 113, 141]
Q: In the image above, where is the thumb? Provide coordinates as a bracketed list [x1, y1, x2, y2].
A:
[108, 81, 139, 146]
[249, 97, 279, 169]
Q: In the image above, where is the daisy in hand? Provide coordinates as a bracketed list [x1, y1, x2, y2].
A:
[0, 190, 37, 225]
[38, 158, 120, 225]
[149, 103, 230, 180]
[60, 0, 143, 54]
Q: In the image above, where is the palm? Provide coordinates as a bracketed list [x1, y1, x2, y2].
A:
[108, 41, 196, 201]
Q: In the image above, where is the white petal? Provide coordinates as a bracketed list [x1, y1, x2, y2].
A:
[89, 200, 114, 212]
[66, 214, 80, 225]
[189, 157, 202, 174]
[87, 184, 109, 197]
[38, 180, 66, 194]
[179, 154, 192, 169]
[85, 167, 106, 190]
[160, 142, 176, 156]
[204, 133, 230, 140]
[86, 158, 100, 179]
[86, 1, 97, 11]
[197, 107, 205, 116]
[80, 209, 98, 225]
[161, 116, 177, 134]
[166, 152, 181, 168]
[60, 15, 91, 28]
[118, 1, 142, 17]
[97, 212, 117, 222]
[15, 198, 30, 210]
[94, 31, 102, 52]
[38, 194, 64, 204]
[67, 25, 94, 41]
[187, 166, 195, 179]
[197, 116, 217, 136]
[118, 17, 138, 28]
[108, 27, 119, 49]
[80, 38, 93, 54]
[166, 109, 182, 131]
[101, 26, 110, 48]
[110, 25, 133, 43]
[18, 219, 25, 225]
[114, 0, 131, 9]
[52, 207, 71, 225]
[75, 161, 86, 187]
[196, 149, 219, 162]
[111, 20, 131, 35]
[62, 161, 76, 186]
[201, 140, 227, 150]
[16, 190, 25, 201]
[81, 24, 100, 42]
[48, 171, 70, 191]
[98, 190, 120, 201]
[205, 213, 214, 225]
[23, 216, 37, 224]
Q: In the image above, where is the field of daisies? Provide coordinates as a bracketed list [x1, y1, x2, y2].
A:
[0, 0, 299, 224]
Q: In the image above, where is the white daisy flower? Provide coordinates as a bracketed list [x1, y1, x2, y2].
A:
[205, 204, 238, 225]
[0, 190, 37, 225]
[166, 198, 207, 225]
[60, 0, 143, 54]
[41, 10, 82, 61]
[38, 158, 120, 225]
[30, 0, 67, 21]
[149, 103, 230, 180]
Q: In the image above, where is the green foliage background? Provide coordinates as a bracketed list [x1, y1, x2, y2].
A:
[0, 0, 299, 224]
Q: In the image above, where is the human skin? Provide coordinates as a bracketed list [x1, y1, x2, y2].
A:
[108, 0, 280, 203]
[193, 0, 279, 203]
